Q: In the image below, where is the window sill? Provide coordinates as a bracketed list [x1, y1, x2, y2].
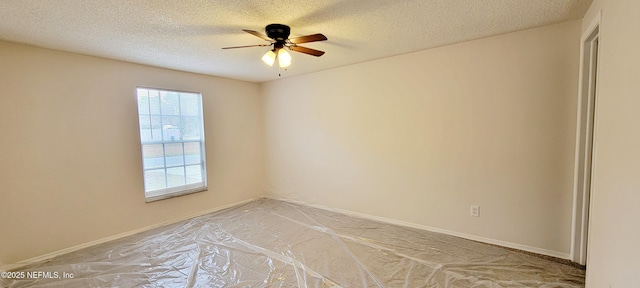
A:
[145, 185, 208, 203]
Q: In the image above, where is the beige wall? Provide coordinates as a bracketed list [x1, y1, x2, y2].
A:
[263, 21, 580, 256]
[0, 40, 265, 264]
[582, 0, 640, 287]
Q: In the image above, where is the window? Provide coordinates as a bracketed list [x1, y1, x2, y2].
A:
[136, 87, 207, 202]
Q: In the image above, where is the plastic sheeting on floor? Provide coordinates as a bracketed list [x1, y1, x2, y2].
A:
[2, 199, 584, 287]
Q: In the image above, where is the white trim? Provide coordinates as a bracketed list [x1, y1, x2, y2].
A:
[582, 11, 602, 43]
[570, 10, 601, 265]
[272, 197, 570, 260]
[0, 198, 257, 272]
[145, 184, 207, 203]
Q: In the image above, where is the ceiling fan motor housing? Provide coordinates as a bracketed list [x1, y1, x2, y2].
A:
[266, 24, 291, 41]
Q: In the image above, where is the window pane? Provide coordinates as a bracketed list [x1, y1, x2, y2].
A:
[180, 116, 201, 140]
[144, 169, 166, 192]
[184, 142, 201, 165]
[180, 93, 199, 116]
[166, 167, 186, 188]
[142, 144, 164, 169]
[139, 115, 152, 142]
[137, 90, 150, 115]
[161, 91, 180, 116]
[164, 143, 184, 166]
[185, 165, 202, 185]
[148, 90, 161, 114]
[143, 115, 162, 142]
[162, 116, 181, 141]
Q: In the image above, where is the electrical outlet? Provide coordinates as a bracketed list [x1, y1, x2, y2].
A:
[470, 205, 480, 217]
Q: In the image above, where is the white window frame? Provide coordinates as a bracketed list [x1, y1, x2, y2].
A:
[136, 87, 208, 202]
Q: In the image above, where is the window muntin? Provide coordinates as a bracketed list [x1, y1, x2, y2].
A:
[136, 88, 207, 202]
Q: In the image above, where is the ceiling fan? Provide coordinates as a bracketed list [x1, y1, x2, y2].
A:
[222, 24, 327, 68]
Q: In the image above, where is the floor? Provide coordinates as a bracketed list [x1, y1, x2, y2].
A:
[2, 199, 585, 287]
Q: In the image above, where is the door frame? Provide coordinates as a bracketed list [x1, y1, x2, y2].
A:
[570, 10, 601, 266]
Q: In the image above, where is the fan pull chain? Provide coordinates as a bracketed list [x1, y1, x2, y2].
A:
[279, 67, 288, 77]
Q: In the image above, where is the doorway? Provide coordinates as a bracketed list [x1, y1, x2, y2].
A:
[571, 11, 601, 266]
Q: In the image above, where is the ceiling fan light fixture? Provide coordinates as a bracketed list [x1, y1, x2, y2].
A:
[223, 24, 327, 70]
[262, 49, 276, 66]
[278, 49, 291, 68]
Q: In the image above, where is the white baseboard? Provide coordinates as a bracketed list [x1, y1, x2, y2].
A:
[270, 197, 571, 260]
[1, 198, 257, 272]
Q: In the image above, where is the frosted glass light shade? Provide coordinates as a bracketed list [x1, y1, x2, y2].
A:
[278, 49, 291, 68]
[261, 50, 276, 66]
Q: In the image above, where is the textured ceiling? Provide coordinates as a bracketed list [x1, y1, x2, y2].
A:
[0, 0, 592, 83]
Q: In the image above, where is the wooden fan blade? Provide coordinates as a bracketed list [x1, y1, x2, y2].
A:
[222, 44, 271, 49]
[288, 33, 327, 44]
[243, 29, 273, 42]
[290, 45, 325, 57]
